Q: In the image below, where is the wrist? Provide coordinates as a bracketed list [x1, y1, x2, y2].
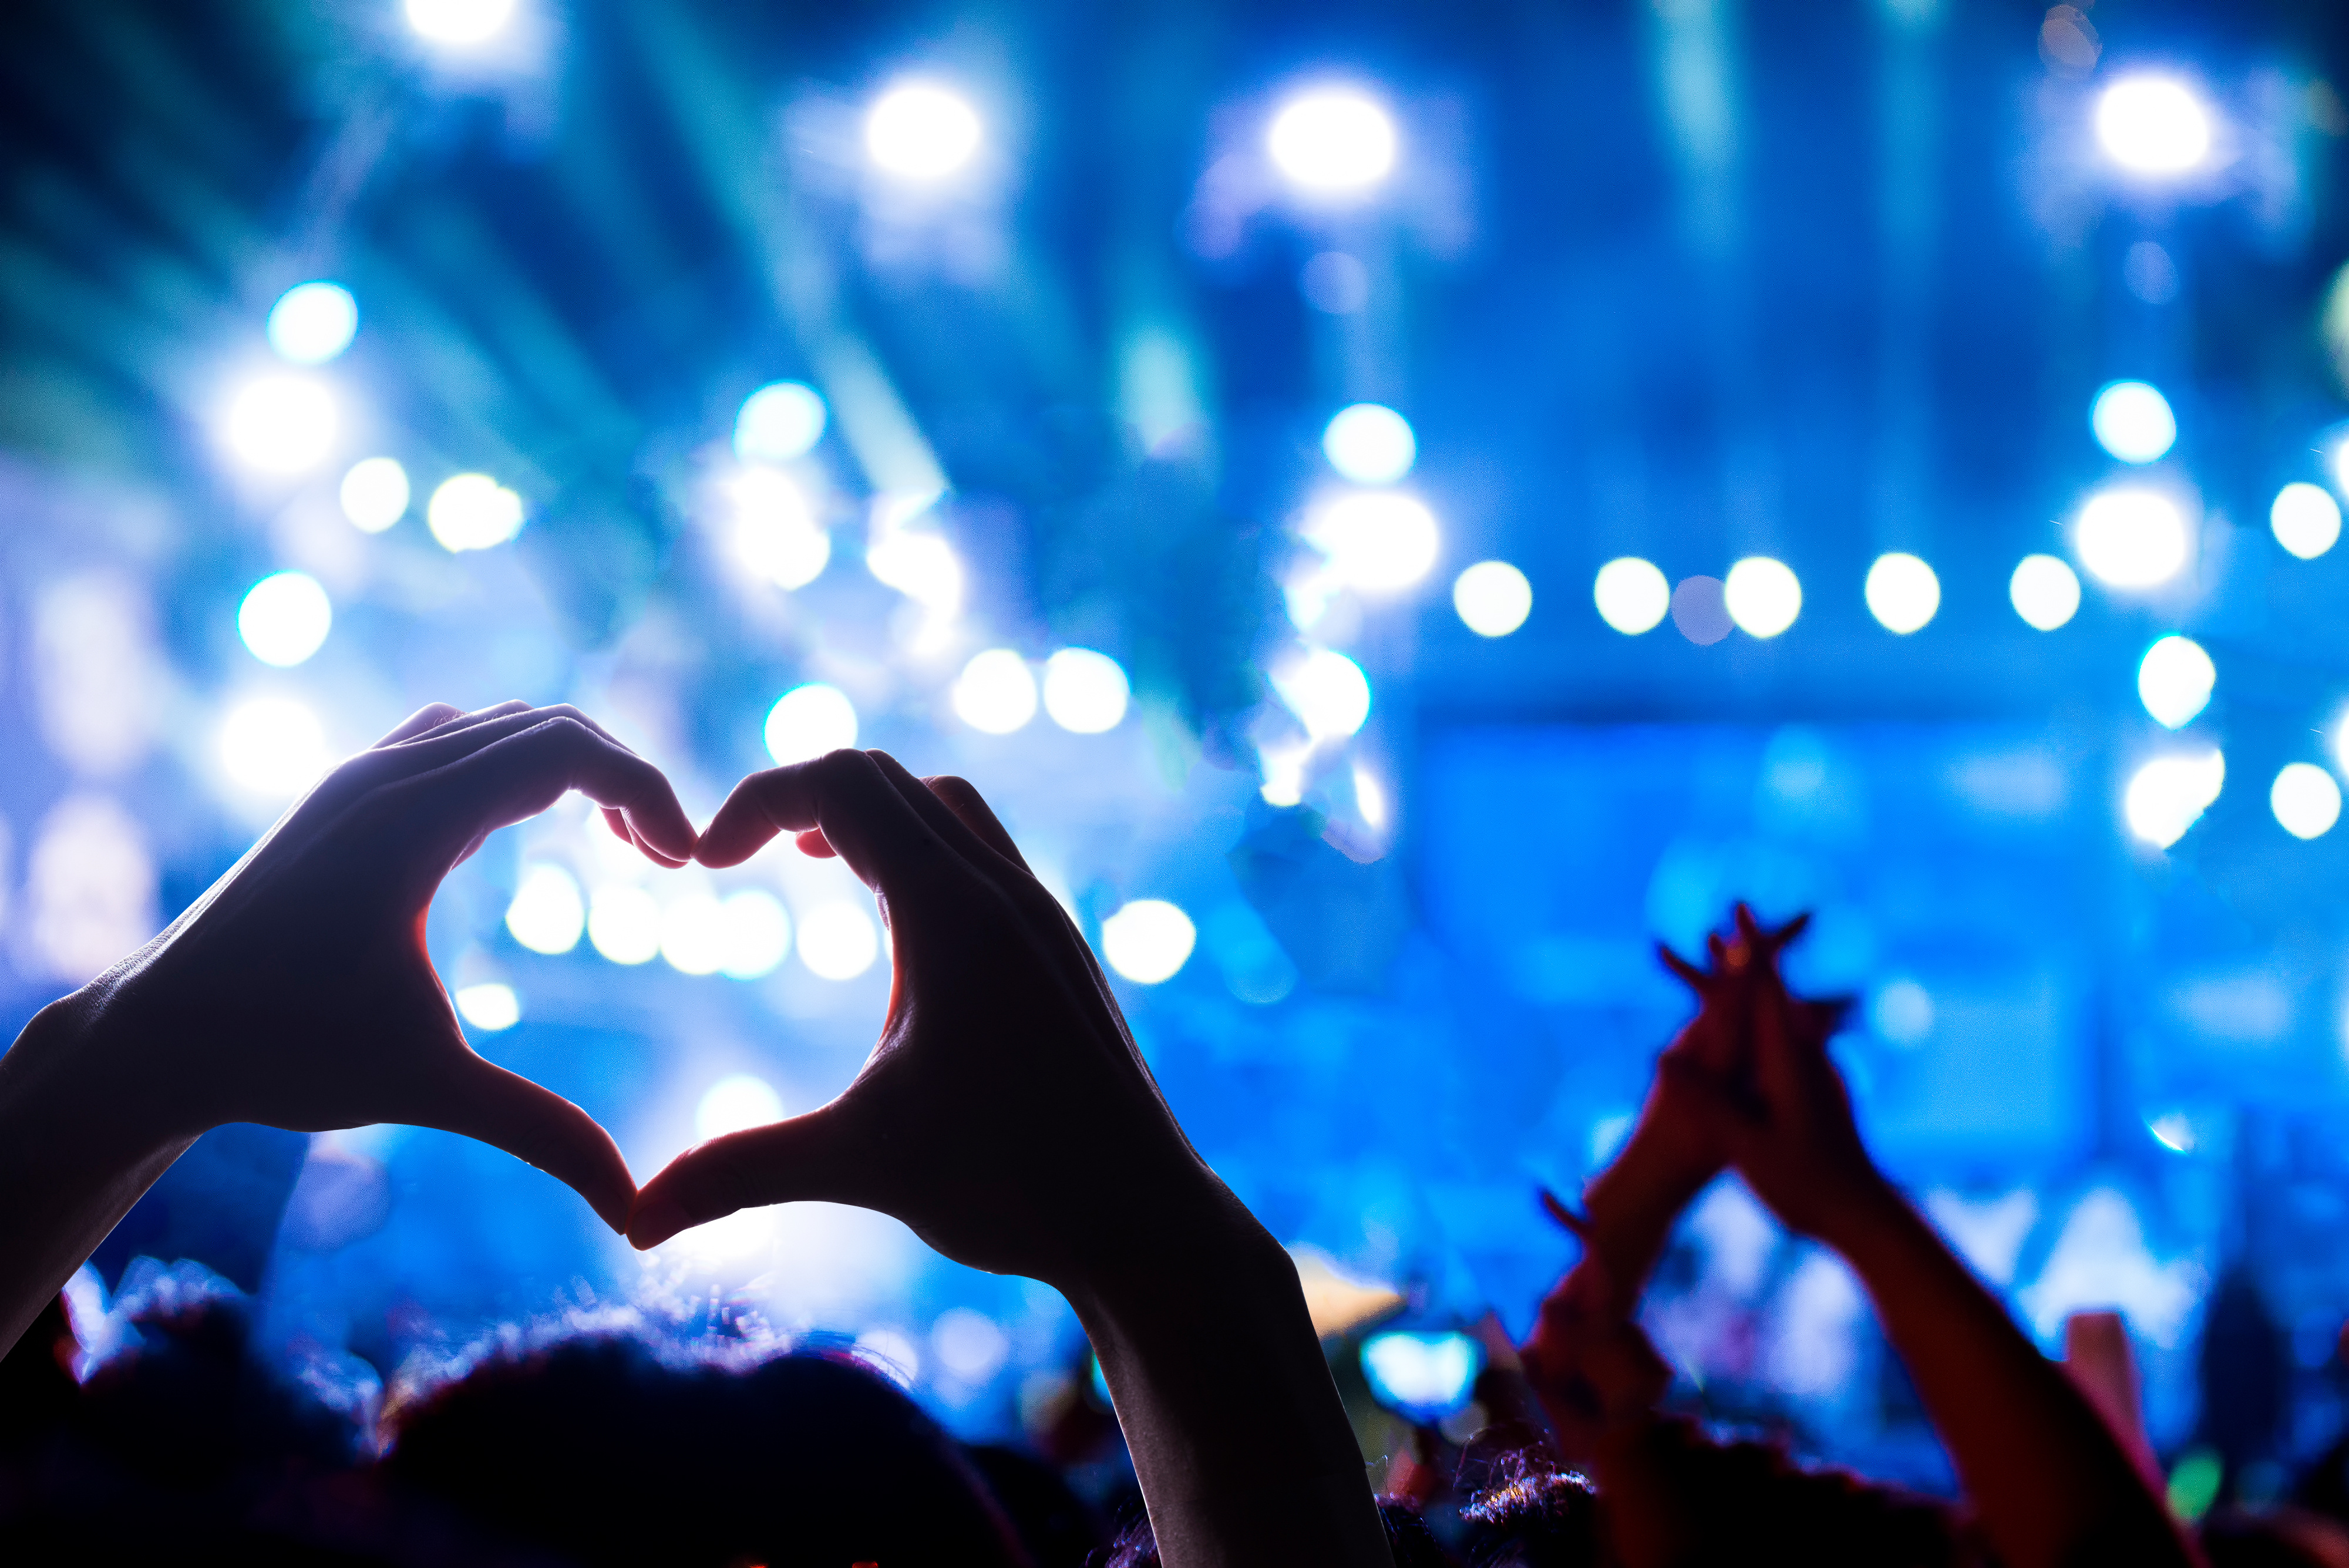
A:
[1801, 1167, 1911, 1256]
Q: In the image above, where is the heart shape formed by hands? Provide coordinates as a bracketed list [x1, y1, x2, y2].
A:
[83, 701, 699, 1232]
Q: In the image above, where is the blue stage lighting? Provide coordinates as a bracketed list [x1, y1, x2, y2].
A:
[1267, 89, 1396, 194]
[266, 282, 358, 365]
[2091, 381, 2176, 464]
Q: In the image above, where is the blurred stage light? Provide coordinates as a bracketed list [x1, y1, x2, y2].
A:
[427, 474, 524, 552]
[1670, 576, 1733, 645]
[865, 83, 982, 180]
[505, 863, 585, 954]
[237, 571, 332, 668]
[25, 795, 158, 985]
[1359, 1332, 1480, 1422]
[453, 982, 520, 1031]
[1272, 647, 1371, 740]
[1863, 553, 1939, 634]
[1870, 979, 1934, 1046]
[339, 457, 410, 532]
[1352, 764, 1388, 830]
[2272, 763, 2342, 840]
[588, 886, 661, 965]
[718, 890, 792, 980]
[1453, 560, 1532, 637]
[1724, 556, 1802, 638]
[765, 683, 859, 766]
[2096, 78, 2212, 174]
[953, 649, 1039, 734]
[2090, 381, 2177, 464]
[2125, 751, 2224, 849]
[2075, 489, 2187, 588]
[660, 893, 730, 975]
[1301, 251, 1370, 314]
[2010, 554, 2082, 630]
[223, 374, 336, 475]
[267, 282, 358, 365]
[1042, 648, 1130, 733]
[2137, 635, 2214, 729]
[1304, 492, 1439, 592]
[734, 381, 829, 462]
[405, 0, 516, 45]
[866, 529, 964, 615]
[1321, 404, 1416, 483]
[218, 695, 328, 799]
[2271, 482, 2341, 560]
[933, 1308, 1009, 1382]
[1267, 89, 1396, 194]
[1593, 557, 1670, 635]
[696, 1074, 785, 1142]
[731, 467, 830, 590]
[1100, 899, 1196, 984]
[799, 900, 879, 980]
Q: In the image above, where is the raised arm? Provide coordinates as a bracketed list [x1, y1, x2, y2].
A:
[0, 701, 696, 1355]
[629, 751, 1389, 1568]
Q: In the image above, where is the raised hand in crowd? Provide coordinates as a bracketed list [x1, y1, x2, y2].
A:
[0, 702, 696, 1358]
[629, 748, 1391, 1568]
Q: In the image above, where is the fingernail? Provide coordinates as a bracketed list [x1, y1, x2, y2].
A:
[629, 1196, 687, 1250]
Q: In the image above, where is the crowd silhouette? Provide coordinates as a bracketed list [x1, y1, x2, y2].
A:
[0, 701, 2342, 1564]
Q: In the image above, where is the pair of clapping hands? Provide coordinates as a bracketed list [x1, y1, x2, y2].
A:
[48, 699, 1214, 1279]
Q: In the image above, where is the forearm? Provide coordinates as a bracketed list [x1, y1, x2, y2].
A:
[0, 995, 192, 1355]
[1065, 1196, 1389, 1568]
[1577, 1136, 1714, 1313]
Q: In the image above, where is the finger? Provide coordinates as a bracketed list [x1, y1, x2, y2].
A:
[795, 829, 839, 858]
[405, 715, 698, 866]
[1761, 910, 1812, 958]
[628, 1107, 859, 1249]
[859, 752, 1015, 874]
[1705, 931, 1729, 968]
[1539, 1187, 1592, 1239]
[692, 751, 950, 904]
[1658, 943, 1710, 992]
[1656, 1055, 1759, 1143]
[428, 1059, 637, 1233]
[375, 704, 466, 747]
[917, 771, 1031, 872]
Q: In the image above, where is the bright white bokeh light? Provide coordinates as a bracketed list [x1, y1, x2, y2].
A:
[1724, 556, 1802, 638]
[2096, 77, 2213, 175]
[1453, 560, 1532, 637]
[764, 683, 859, 765]
[695, 1073, 785, 1142]
[1352, 764, 1388, 830]
[799, 900, 880, 981]
[1863, 553, 1940, 634]
[218, 696, 329, 799]
[588, 886, 662, 965]
[2137, 635, 2215, 729]
[865, 83, 982, 180]
[453, 982, 520, 1031]
[2075, 489, 2188, 588]
[933, 1308, 1009, 1383]
[2272, 763, 2342, 840]
[2271, 483, 2342, 560]
[718, 890, 793, 980]
[2010, 554, 2082, 630]
[1042, 648, 1130, 733]
[1271, 647, 1371, 740]
[505, 864, 585, 954]
[866, 529, 964, 615]
[237, 571, 332, 668]
[405, 0, 516, 45]
[1100, 899, 1196, 984]
[734, 381, 828, 462]
[731, 467, 830, 590]
[1267, 89, 1397, 193]
[953, 650, 1039, 734]
[339, 457, 410, 532]
[426, 473, 524, 552]
[223, 374, 336, 475]
[1593, 557, 1671, 635]
[1321, 404, 1416, 483]
[660, 893, 730, 976]
[267, 282, 358, 365]
[1359, 1332, 1480, 1421]
[2124, 750, 2225, 849]
[2091, 381, 2177, 465]
[1870, 980, 1935, 1046]
[1303, 492, 1439, 592]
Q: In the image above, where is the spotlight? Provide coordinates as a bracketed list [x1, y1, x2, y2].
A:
[695, 1074, 784, 1141]
[237, 571, 332, 668]
[2075, 488, 2188, 588]
[866, 529, 964, 615]
[587, 886, 661, 965]
[405, 0, 516, 45]
[1452, 560, 1532, 637]
[1863, 553, 1940, 634]
[223, 373, 336, 475]
[266, 282, 358, 365]
[2272, 763, 2342, 840]
[426, 474, 524, 552]
[1593, 557, 1671, 635]
[2271, 483, 2341, 560]
[2136, 635, 2214, 729]
[1724, 556, 1802, 638]
[339, 457, 410, 532]
[1360, 1333, 1480, 1422]
[730, 467, 830, 590]
[2010, 554, 2082, 630]
[1321, 403, 1416, 483]
[865, 83, 982, 180]
[764, 683, 859, 765]
[1271, 647, 1371, 740]
[1267, 89, 1397, 194]
[218, 695, 329, 799]
[952, 650, 1039, 734]
[798, 900, 879, 980]
[505, 864, 585, 954]
[734, 381, 828, 462]
[1303, 492, 1439, 592]
[2124, 750, 2223, 849]
[2096, 77, 2212, 175]
[1041, 648, 1130, 733]
[1100, 899, 1196, 984]
[2090, 381, 2177, 464]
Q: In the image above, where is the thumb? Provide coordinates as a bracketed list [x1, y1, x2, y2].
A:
[1656, 1052, 1760, 1155]
[431, 1060, 637, 1235]
[628, 1105, 859, 1250]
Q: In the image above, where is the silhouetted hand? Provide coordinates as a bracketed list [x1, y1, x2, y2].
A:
[78, 701, 696, 1230]
[1519, 1255, 1671, 1466]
